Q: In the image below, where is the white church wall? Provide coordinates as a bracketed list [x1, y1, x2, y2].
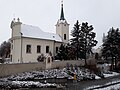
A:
[11, 35, 62, 63]
[12, 22, 22, 37]
[21, 38, 61, 63]
[11, 38, 21, 63]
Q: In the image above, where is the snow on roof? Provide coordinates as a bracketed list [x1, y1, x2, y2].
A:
[21, 24, 62, 42]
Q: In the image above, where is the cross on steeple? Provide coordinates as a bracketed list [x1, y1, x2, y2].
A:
[60, 0, 65, 20]
[61, 0, 63, 5]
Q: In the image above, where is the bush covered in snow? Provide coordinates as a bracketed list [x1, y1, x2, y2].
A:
[0, 65, 118, 89]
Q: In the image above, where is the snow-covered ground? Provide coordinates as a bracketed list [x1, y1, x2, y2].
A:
[85, 78, 120, 90]
[95, 83, 120, 90]
[1, 67, 96, 81]
[0, 67, 96, 89]
[0, 66, 119, 89]
[85, 82, 120, 90]
[104, 72, 119, 78]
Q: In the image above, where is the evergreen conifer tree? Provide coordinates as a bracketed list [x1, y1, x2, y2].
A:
[80, 22, 98, 65]
[71, 21, 98, 65]
[71, 20, 85, 60]
[55, 44, 68, 60]
[0, 41, 11, 58]
[102, 27, 120, 70]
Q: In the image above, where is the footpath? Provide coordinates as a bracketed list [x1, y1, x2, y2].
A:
[66, 74, 120, 90]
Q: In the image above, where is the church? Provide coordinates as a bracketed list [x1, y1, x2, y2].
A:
[10, 1, 69, 63]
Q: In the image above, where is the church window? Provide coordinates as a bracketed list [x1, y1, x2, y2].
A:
[26, 45, 31, 53]
[64, 24, 66, 26]
[56, 47, 59, 53]
[46, 46, 49, 53]
[64, 34, 66, 40]
[37, 45, 41, 53]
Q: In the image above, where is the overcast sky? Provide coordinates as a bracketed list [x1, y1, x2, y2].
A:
[0, 0, 120, 48]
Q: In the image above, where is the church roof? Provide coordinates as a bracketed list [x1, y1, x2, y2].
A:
[21, 24, 62, 42]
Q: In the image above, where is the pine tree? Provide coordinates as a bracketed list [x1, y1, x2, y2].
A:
[71, 20, 85, 60]
[67, 43, 76, 60]
[0, 41, 11, 58]
[0, 41, 11, 63]
[55, 44, 68, 60]
[102, 27, 120, 70]
[80, 22, 98, 65]
[70, 21, 98, 65]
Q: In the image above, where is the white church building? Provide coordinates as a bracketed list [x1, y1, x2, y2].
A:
[10, 2, 69, 63]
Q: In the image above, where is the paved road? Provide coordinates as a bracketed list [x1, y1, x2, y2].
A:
[66, 74, 120, 90]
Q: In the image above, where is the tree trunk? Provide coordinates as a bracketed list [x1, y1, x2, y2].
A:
[115, 57, 117, 70]
[111, 56, 114, 70]
[85, 34, 87, 66]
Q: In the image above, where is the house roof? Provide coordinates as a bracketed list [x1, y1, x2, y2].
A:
[21, 24, 62, 42]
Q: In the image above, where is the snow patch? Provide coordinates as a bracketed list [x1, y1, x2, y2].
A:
[104, 72, 119, 78]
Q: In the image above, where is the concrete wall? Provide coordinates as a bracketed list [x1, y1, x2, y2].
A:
[87, 58, 97, 65]
[52, 60, 85, 69]
[0, 62, 45, 77]
[0, 60, 85, 77]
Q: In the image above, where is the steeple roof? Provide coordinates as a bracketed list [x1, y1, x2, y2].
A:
[60, 0, 65, 20]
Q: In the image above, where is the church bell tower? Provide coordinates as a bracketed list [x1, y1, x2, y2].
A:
[56, 0, 69, 44]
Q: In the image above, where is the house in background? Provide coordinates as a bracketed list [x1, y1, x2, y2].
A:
[10, 1, 69, 63]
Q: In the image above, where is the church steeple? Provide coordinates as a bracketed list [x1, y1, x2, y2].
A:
[56, 0, 69, 44]
[60, 0, 65, 20]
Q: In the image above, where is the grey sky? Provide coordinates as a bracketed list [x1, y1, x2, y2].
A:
[0, 0, 120, 48]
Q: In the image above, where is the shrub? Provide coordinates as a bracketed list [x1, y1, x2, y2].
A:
[37, 54, 45, 62]
[87, 64, 101, 74]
